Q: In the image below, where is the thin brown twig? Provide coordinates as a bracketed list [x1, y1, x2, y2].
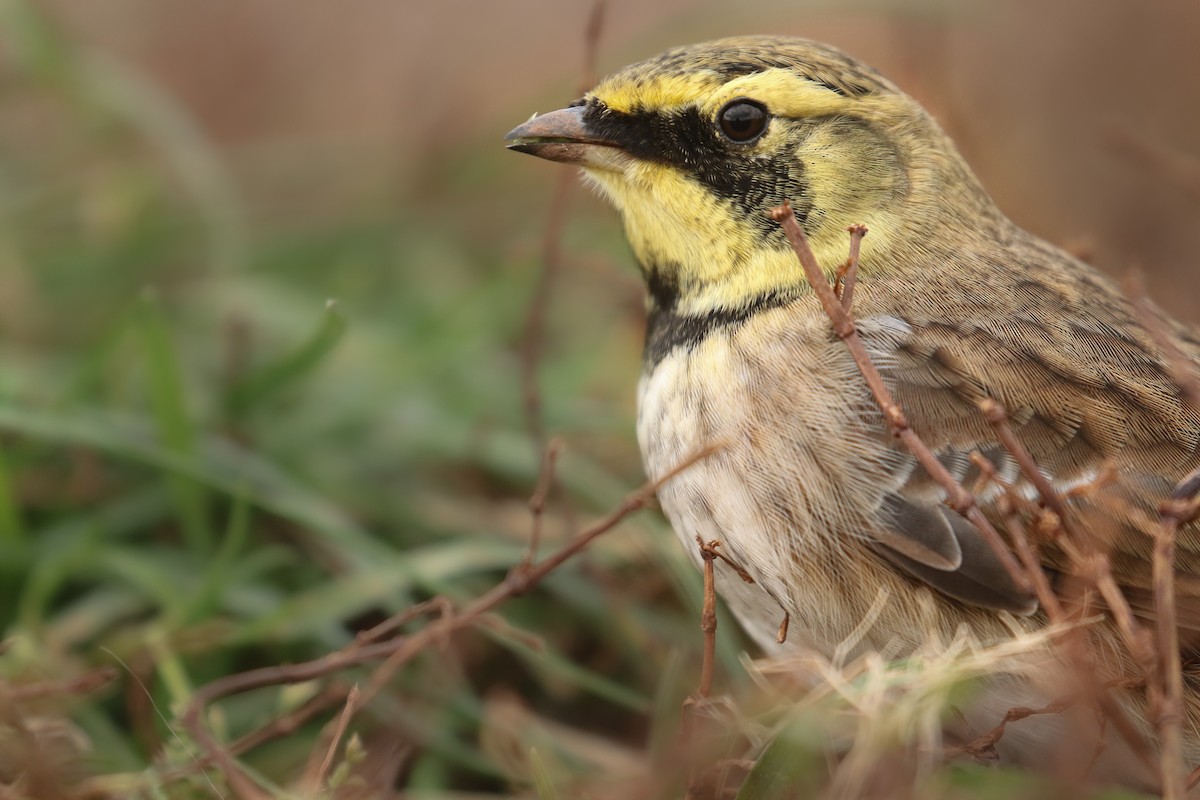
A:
[767, 203, 1031, 595]
[522, 438, 564, 570]
[834, 223, 867, 309]
[979, 399, 1158, 668]
[146, 682, 351, 787]
[683, 537, 757, 799]
[948, 697, 1075, 760]
[979, 398, 1167, 773]
[974, 451, 1157, 770]
[995, 494, 1065, 621]
[968, 446, 1064, 622]
[578, 0, 607, 93]
[179, 638, 405, 799]
[357, 443, 719, 706]
[688, 536, 754, 699]
[519, 171, 573, 447]
[769, 203, 1162, 772]
[179, 443, 716, 791]
[1, 667, 117, 701]
[1122, 443, 1192, 792]
[776, 612, 791, 645]
[1157, 469, 1200, 799]
[308, 684, 361, 791]
[709, 546, 755, 584]
[355, 596, 455, 647]
[517, 0, 606, 448]
[1154, 519, 1186, 800]
[949, 676, 1142, 767]
[682, 535, 723, 800]
[695, 537, 720, 699]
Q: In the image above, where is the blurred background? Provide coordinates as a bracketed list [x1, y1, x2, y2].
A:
[1, 0, 1197, 797]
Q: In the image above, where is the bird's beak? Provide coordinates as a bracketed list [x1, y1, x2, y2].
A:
[505, 105, 620, 166]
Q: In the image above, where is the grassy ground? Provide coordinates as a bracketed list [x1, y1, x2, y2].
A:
[0, 2, 1193, 798]
[0, 3, 748, 796]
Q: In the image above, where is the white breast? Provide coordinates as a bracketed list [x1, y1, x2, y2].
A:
[635, 307, 922, 655]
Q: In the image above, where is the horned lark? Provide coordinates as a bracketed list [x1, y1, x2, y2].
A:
[507, 36, 1200, 788]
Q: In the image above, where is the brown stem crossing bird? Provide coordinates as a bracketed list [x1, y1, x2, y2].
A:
[506, 35, 1200, 790]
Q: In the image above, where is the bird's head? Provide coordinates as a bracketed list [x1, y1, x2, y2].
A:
[507, 36, 1004, 316]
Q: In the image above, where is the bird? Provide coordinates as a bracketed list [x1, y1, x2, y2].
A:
[506, 35, 1200, 789]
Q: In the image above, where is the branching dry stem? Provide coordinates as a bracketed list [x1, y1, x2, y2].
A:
[695, 537, 720, 700]
[1, 667, 117, 702]
[518, 0, 606, 449]
[306, 684, 361, 791]
[768, 201, 1178, 780]
[178, 443, 717, 795]
[768, 203, 1030, 595]
[522, 438, 564, 570]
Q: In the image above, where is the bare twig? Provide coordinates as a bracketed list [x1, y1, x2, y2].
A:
[357, 443, 718, 706]
[1, 667, 117, 701]
[307, 684, 361, 791]
[708, 544, 755, 585]
[522, 438, 564, 570]
[1150, 331, 1200, 791]
[578, 0, 607, 92]
[979, 397, 1169, 775]
[681, 536, 756, 799]
[1153, 517, 1186, 800]
[948, 697, 1075, 760]
[834, 223, 867, 310]
[683, 542, 716, 800]
[144, 682, 351, 789]
[691, 535, 755, 699]
[518, 0, 607, 447]
[975, 451, 1157, 770]
[768, 203, 1163, 772]
[1157, 469, 1200, 799]
[354, 596, 455, 647]
[995, 494, 1065, 621]
[695, 537, 720, 699]
[179, 638, 406, 799]
[520, 172, 574, 447]
[979, 399, 1158, 669]
[767, 203, 1030, 595]
[177, 442, 718, 786]
[688, 536, 754, 699]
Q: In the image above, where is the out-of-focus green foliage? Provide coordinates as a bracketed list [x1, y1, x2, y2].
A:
[0, 2, 744, 795]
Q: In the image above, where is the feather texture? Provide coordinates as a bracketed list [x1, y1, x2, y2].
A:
[508, 33, 1200, 787]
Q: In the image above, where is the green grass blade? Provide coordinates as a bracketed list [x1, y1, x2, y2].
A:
[735, 716, 826, 800]
[0, 442, 27, 552]
[224, 298, 346, 417]
[529, 748, 561, 800]
[133, 292, 212, 553]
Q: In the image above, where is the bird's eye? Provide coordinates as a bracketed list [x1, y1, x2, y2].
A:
[717, 100, 768, 143]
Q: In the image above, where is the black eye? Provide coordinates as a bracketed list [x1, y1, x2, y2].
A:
[717, 99, 768, 143]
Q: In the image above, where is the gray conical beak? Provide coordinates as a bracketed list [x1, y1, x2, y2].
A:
[505, 105, 619, 165]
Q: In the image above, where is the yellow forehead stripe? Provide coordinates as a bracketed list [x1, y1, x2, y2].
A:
[593, 67, 853, 119]
[593, 70, 723, 114]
